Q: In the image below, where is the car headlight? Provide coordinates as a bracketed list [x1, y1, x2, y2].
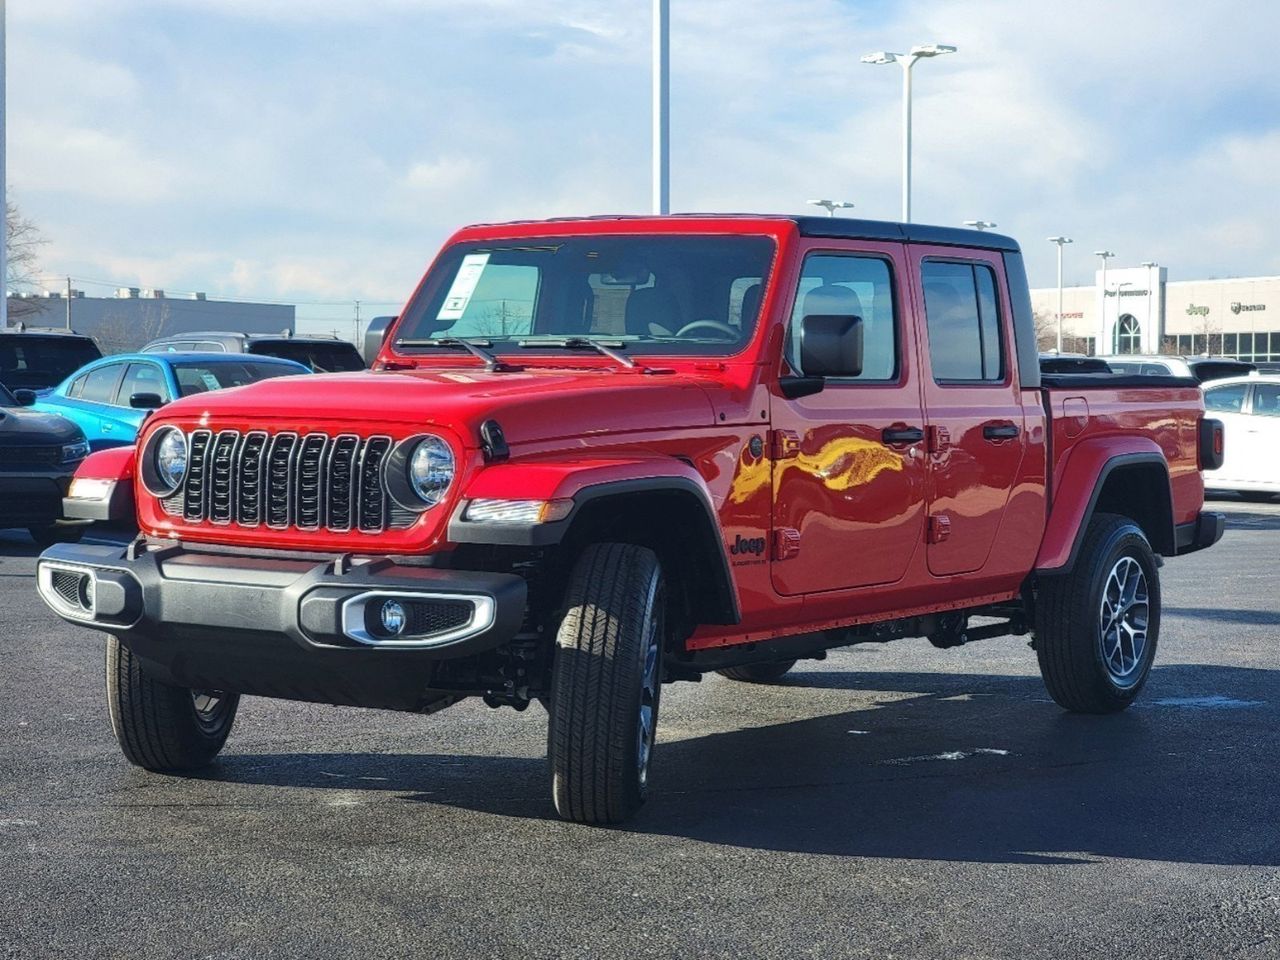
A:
[407, 435, 454, 506]
[153, 428, 188, 494]
[61, 439, 89, 463]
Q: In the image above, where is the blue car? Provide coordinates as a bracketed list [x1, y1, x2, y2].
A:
[31, 352, 310, 450]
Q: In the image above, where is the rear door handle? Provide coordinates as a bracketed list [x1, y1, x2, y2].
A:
[882, 426, 925, 445]
[982, 422, 1020, 441]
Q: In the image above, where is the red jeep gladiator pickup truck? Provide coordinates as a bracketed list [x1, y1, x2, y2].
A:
[37, 215, 1225, 824]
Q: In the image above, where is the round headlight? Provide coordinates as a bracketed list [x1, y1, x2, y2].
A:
[407, 435, 454, 506]
[154, 429, 188, 493]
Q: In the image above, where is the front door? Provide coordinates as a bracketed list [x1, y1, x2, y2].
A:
[910, 249, 1028, 577]
[771, 242, 928, 596]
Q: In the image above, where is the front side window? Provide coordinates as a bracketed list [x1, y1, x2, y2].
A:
[115, 363, 170, 406]
[79, 364, 124, 404]
[788, 253, 897, 380]
[1252, 383, 1280, 416]
[394, 235, 777, 358]
[922, 260, 1004, 382]
[1204, 383, 1247, 413]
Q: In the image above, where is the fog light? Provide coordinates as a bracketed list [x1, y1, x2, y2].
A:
[379, 599, 406, 636]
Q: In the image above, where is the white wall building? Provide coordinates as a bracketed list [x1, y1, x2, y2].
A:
[1031, 268, 1280, 362]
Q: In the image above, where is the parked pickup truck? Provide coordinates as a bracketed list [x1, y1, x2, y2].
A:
[36, 215, 1225, 824]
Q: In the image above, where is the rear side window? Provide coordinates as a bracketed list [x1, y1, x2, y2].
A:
[1252, 384, 1280, 416]
[789, 253, 897, 381]
[1204, 384, 1247, 413]
[79, 364, 124, 403]
[921, 261, 1004, 382]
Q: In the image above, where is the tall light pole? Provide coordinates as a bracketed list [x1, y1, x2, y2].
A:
[1, 0, 7, 329]
[1094, 250, 1114, 353]
[1140, 261, 1157, 352]
[860, 43, 956, 223]
[808, 199, 855, 217]
[964, 220, 997, 231]
[652, 0, 669, 215]
[1048, 236, 1073, 353]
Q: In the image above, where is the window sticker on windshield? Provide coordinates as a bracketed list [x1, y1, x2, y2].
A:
[200, 372, 221, 391]
[436, 253, 491, 321]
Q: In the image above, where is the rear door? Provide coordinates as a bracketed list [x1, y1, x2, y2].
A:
[770, 240, 928, 595]
[910, 248, 1028, 577]
[70, 362, 127, 449]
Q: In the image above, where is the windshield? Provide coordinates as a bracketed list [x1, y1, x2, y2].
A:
[0, 337, 102, 390]
[172, 360, 307, 397]
[394, 235, 776, 357]
[250, 340, 366, 372]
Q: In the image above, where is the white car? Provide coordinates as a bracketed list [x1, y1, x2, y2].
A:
[1203, 374, 1280, 502]
[1098, 355, 1255, 383]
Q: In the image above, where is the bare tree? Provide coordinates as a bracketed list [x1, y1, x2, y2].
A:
[6, 201, 52, 322]
[94, 303, 172, 355]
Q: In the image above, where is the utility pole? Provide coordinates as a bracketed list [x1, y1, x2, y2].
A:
[353, 299, 361, 345]
[652, 0, 669, 215]
[66, 276, 72, 330]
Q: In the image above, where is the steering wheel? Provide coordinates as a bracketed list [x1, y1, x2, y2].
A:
[675, 320, 738, 339]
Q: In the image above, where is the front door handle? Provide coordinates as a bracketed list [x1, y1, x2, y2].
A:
[882, 426, 925, 445]
[982, 422, 1020, 441]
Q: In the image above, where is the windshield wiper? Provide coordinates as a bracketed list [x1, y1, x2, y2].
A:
[516, 336, 638, 370]
[396, 337, 511, 372]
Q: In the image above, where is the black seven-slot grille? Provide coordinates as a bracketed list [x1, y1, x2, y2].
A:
[161, 429, 412, 533]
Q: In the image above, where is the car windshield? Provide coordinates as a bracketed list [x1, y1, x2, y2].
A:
[250, 341, 366, 372]
[0, 337, 102, 390]
[393, 235, 777, 357]
[172, 360, 307, 397]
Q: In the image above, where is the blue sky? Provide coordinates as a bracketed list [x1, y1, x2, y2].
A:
[10, 0, 1280, 334]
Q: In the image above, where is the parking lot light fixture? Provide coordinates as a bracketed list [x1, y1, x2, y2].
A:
[1048, 236, 1073, 353]
[964, 220, 997, 231]
[1095, 251, 1116, 342]
[861, 43, 957, 222]
[808, 199, 855, 217]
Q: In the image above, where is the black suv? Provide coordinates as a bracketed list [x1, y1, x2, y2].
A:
[0, 383, 89, 546]
[0, 326, 103, 393]
[140, 331, 366, 373]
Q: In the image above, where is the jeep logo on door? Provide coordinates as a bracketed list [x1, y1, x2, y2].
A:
[729, 534, 766, 557]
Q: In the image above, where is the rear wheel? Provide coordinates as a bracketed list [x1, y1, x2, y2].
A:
[717, 659, 797, 683]
[1034, 513, 1160, 713]
[548, 543, 665, 825]
[106, 635, 239, 771]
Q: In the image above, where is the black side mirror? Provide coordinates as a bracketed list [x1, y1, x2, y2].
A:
[129, 392, 165, 410]
[780, 314, 863, 399]
[13, 389, 36, 406]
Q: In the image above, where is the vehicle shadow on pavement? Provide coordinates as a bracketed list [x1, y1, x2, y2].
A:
[204, 663, 1279, 867]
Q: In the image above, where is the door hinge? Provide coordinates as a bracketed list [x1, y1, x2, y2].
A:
[770, 429, 801, 460]
[773, 527, 802, 560]
[928, 425, 950, 454]
[927, 514, 951, 544]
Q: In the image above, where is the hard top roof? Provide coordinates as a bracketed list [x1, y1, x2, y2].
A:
[458, 213, 1021, 253]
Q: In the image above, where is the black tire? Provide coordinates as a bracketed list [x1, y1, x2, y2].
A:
[1034, 513, 1161, 714]
[28, 524, 83, 548]
[717, 659, 797, 683]
[106, 635, 238, 771]
[1237, 491, 1277, 503]
[548, 543, 665, 825]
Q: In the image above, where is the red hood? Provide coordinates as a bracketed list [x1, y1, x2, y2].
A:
[154, 367, 722, 448]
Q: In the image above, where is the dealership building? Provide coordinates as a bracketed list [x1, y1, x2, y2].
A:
[1030, 267, 1280, 361]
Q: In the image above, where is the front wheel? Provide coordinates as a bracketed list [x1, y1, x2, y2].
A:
[106, 636, 239, 771]
[548, 543, 665, 825]
[1034, 513, 1161, 713]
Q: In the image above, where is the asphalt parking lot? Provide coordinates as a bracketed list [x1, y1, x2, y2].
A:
[2, 497, 1278, 960]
